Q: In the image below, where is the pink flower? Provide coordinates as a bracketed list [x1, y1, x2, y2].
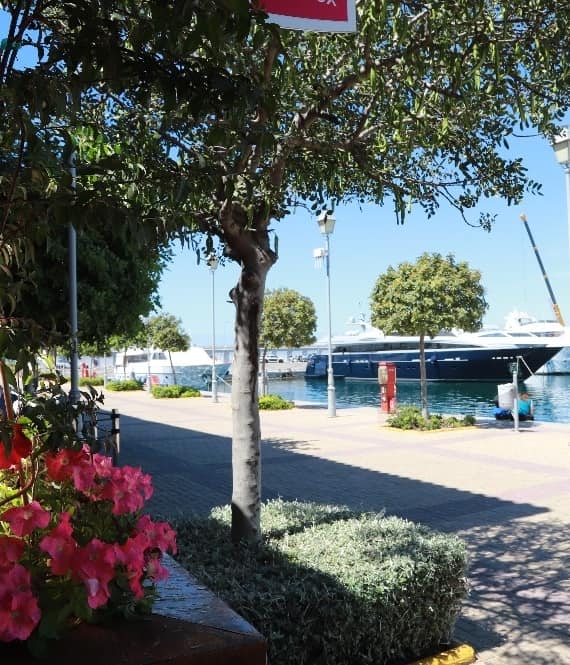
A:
[1, 501, 51, 537]
[136, 515, 177, 554]
[0, 565, 40, 642]
[72, 539, 119, 609]
[0, 589, 41, 641]
[0, 536, 25, 570]
[39, 513, 77, 575]
[92, 453, 113, 478]
[45, 447, 89, 482]
[72, 463, 97, 493]
[101, 466, 154, 515]
[120, 534, 150, 598]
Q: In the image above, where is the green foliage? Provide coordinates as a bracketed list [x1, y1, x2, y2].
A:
[260, 289, 317, 351]
[371, 253, 487, 417]
[147, 314, 190, 353]
[151, 385, 200, 399]
[258, 394, 294, 410]
[4, 0, 570, 542]
[105, 379, 143, 392]
[79, 377, 104, 387]
[387, 406, 476, 430]
[370, 253, 487, 338]
[174, 500, 469, 665]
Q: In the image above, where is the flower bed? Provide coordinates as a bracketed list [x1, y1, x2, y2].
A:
[0, 380, 176, 655]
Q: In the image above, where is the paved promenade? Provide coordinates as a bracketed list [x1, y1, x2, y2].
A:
[104, 390, 570, 665]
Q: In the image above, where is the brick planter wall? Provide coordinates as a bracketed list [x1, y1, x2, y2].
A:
[2, 556, 267, 665]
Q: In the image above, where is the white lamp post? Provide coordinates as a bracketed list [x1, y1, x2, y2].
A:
[552, 127, 570, 266]
[207, 254, 219, 402]
[316, 210, 336, 417]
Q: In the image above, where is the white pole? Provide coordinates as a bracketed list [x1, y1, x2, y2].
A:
[146, 333, 151, 390]
[325, 233, 336, 417]
[512, 363, 519, 432]
[211, 266, 218, 403]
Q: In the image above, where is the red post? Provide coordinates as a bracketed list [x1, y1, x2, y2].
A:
[378, 362, 397, 413]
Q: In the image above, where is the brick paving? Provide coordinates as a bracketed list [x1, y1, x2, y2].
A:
[106, 390, 570, 665]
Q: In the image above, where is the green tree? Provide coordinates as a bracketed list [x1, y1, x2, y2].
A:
[7, 222, 168, 351]
[147, 313, 191, 385]
[259, 288, 316, 394]
[370, 253, 487, 417]
[4, 1, 570, 544]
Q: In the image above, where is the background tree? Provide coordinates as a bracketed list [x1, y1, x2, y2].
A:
[147, 313, 191, 385]
[370, 253, 487, 417]
[7, 222, 168, 351]
[258, 288, 317, 394]
[3, 1, 570, 543]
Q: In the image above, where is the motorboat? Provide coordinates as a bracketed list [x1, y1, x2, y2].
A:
[113, 347, 231, 388]
[502, 310, 570, 374]
[304, 317, 562, 383]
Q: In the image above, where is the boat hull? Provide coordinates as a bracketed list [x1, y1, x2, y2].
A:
[305, 346, 562, 382]
[536, 347, 570, 375]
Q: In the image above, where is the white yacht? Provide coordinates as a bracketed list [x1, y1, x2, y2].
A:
[114, 347, 231, 387]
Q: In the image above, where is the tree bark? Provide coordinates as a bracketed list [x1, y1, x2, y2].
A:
[229, 255, 270, 544]
[167, 350, 177, 385]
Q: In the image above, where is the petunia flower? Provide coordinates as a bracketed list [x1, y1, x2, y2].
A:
[1, 501, 51, 537]
[136, 515, 177, 554]
[0, 536, 25, 570]
[0, 588, 41, 642]
[45, 447, 90, 482]
[39, 513, 78, 575]
[72, 539, 119, 609]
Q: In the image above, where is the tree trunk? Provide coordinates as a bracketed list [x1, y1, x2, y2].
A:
[167, 350, 177, 385]
[230, 258, 269, 544]
[419, 333, 428, 419]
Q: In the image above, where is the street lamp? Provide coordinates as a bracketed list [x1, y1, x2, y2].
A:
[207, 254, 219, 402]
[316, 210, 336, 417]
[552, 127, 570, 266]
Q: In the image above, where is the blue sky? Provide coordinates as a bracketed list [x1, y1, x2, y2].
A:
[159, 126, 570, 346]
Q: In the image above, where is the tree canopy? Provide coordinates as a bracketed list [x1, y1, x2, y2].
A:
[3, 0, 570, 541]
[147, 313, 190, 354]
[260, 288, 317, 352]
[370, 252, 488, 415]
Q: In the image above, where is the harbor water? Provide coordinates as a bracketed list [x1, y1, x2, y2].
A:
[255, 373, 570, 424]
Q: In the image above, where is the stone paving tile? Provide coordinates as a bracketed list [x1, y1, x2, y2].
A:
[106, 392, 570, 665]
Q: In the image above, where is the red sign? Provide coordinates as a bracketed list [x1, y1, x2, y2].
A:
[257, 0, 356, 32]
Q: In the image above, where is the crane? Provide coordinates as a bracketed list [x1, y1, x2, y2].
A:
[519, 212, 565, 326]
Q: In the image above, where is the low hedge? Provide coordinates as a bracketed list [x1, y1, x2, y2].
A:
[151, 384, 201, 398]
[79, 376, 104, 387]
[105, 379, 143, 391]
[258, 394, 294, 410]
[388, 406, 476, 430]
[174, 500, 469, 665]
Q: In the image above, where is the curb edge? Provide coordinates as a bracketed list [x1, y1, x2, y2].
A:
[411, 644, 477, 665]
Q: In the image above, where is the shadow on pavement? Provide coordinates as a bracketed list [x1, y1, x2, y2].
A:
[118, 413, 569, 661]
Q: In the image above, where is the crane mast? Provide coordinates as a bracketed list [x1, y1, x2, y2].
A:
[519, 213, 565, 326]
